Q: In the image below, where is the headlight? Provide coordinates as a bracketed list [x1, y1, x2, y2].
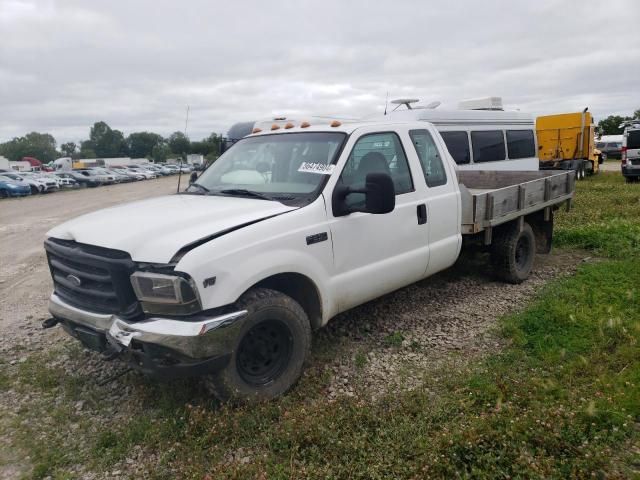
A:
[130, 271, 201, 315]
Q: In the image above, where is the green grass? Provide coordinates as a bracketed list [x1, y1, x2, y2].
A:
[555, 172, 640, 258]
[3, 172, 640, 479]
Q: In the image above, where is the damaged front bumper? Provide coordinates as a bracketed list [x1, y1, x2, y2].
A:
[48, 293, 247, 378]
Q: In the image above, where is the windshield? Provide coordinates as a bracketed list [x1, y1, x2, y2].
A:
[189, 132, 346, 203]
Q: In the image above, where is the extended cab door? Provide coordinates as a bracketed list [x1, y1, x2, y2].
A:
[407, 127, 461, 276]
[326, 126, 431, 312]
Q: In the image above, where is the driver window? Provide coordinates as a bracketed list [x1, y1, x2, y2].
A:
[338, 132, 413, 206]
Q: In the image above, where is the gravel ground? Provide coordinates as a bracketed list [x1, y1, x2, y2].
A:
[0, 177, 588, 478]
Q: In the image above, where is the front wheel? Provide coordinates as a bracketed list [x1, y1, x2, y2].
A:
[491, 222, 536, 284]
[204, 288, 311, 404]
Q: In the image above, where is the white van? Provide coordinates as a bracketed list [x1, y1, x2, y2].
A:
[227, 97, 539, 172]
[377, 98, 538, 171]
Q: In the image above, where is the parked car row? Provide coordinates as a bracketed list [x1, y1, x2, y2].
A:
[0, 163, 195, 199]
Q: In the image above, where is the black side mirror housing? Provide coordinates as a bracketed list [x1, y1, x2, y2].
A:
[332, 172, 395, 217]
[189, 171, 198, 184]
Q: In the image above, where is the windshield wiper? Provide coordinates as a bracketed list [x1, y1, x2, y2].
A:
[187, 183, 210, 194]
[218, 189, 274, 201]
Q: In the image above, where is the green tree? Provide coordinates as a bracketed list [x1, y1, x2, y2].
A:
[168, 131, 190, 155]
[151, 143, 171, 163]
[127, 132, 164, 159]
[0, 132, 58, 162]
[193, 132, 222, 156]
[634, 108, 640, 119]
[60, 142, 77, 157]
[598, 115, 629, 135]
[83, 121, 128, 157]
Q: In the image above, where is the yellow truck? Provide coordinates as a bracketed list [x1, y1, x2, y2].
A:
[536, 109, 602, 180]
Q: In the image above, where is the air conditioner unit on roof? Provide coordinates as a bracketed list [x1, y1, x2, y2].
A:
[458, 97, 503, 111]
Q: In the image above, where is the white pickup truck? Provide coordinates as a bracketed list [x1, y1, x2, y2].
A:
[44, 119, 574, 402]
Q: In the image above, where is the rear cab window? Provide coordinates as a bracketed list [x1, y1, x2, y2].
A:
[409, 130, 448, 187]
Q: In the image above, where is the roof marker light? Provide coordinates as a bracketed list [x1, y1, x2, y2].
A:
[271, 124, 280, 131]
[300, 121, 310, 128]
[330, 120, 342, 127]
[252, 128, 262, 134]
[284, 122, 294, 129]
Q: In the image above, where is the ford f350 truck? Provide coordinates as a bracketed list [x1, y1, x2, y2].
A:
[44, 118, 575, 402]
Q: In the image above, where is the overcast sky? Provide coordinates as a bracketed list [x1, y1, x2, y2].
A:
[1, 0, 639, 144]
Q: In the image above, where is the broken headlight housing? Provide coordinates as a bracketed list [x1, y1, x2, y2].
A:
[130, 271, 201, 316]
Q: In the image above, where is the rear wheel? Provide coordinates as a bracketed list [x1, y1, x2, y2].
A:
[204, 288, 311, 404]
[491, 222, 536, 284]
[0, 189, 8, 198]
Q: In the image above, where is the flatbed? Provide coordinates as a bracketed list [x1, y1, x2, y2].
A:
[458, 170, 575, 238]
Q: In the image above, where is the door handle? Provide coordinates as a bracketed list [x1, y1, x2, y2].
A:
[417, 204, 427, 225]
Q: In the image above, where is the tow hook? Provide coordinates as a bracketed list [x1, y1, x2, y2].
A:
[42, 317, 60, 329]
[101, 346, 122, 361]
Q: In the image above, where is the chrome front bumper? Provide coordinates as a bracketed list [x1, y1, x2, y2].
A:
[48, 293, 247, 359]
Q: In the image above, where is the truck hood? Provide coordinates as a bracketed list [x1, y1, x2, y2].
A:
[46, 194, 296, 263]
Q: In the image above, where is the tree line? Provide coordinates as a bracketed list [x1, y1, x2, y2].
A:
[0, 121, 223, 164]
[597, 109, 640, 136]
[2, 110, 638, 165]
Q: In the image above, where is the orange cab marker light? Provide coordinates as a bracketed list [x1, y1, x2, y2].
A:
[284, 122, 294, 129]
[300, 121, 310, 128]
[271, 124, 280, 131]
[252, 128, 262, 134]
[330, 120, 342, 127]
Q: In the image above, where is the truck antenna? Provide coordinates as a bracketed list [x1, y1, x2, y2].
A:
[176, 105, 190, 193]
[384, 91, 389, 115]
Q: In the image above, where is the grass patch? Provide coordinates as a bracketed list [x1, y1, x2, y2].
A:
[384, 331, 405, 347]
[32, 265, 630, 478]
[555, 172, 640, 257]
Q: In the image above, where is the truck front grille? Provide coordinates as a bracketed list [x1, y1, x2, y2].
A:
[45, 238, 142, 319]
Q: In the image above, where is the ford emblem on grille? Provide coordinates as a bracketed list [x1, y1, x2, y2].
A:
[66, 274, 82, 287]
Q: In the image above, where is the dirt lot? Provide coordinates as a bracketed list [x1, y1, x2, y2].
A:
[0, 175, 186, 336]
[0, 176, 591, 478]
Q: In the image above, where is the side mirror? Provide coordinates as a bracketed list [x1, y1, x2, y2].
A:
[332, 172, 395, 217]
[189, 171, 198, 184]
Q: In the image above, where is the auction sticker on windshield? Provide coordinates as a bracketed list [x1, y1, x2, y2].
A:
[297, 162, 335, 175]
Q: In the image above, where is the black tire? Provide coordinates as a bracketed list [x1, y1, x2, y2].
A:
[0, 189, 8, 198]
[491, 222, 536, 284]
[204, 288, 311, 403]
[30, 185, 38, 194]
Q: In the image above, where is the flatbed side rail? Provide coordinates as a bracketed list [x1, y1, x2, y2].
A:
[458, 170, 575, 235]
